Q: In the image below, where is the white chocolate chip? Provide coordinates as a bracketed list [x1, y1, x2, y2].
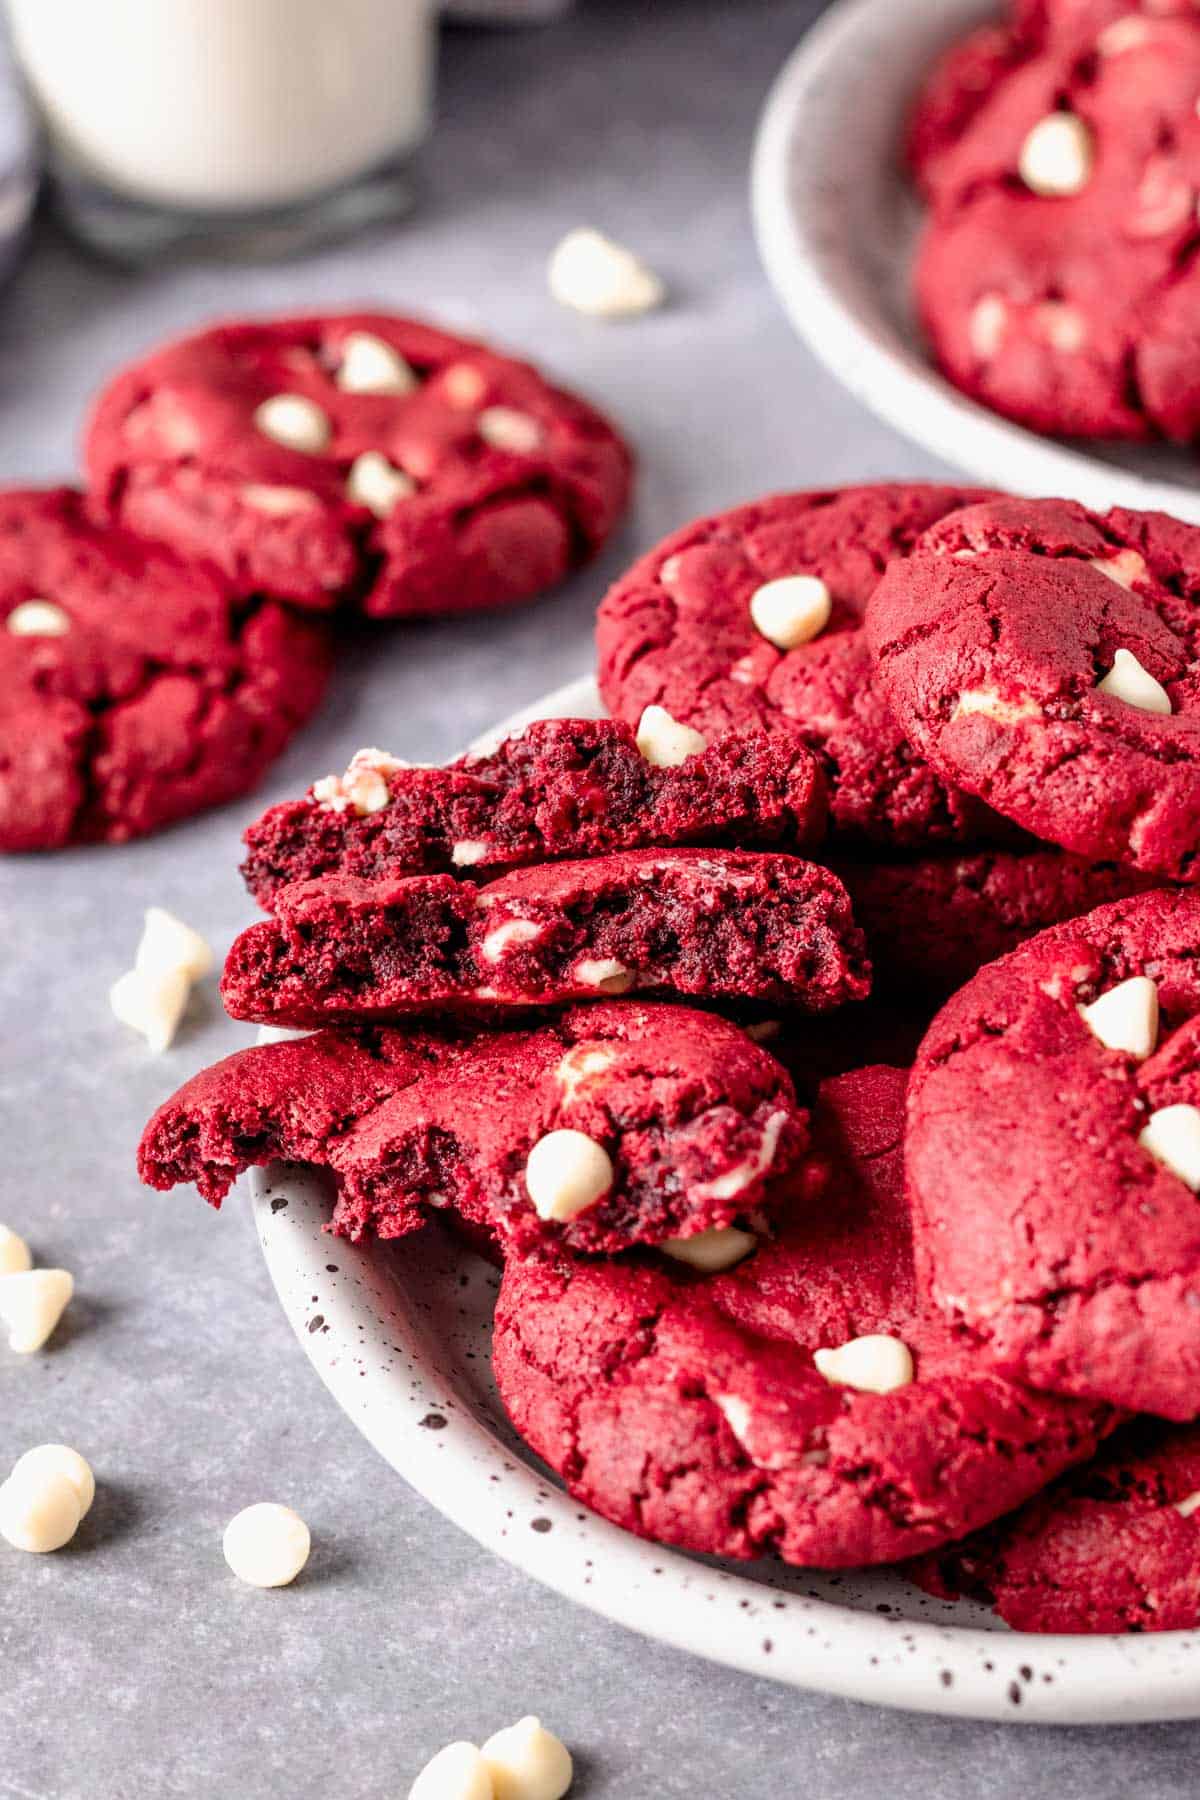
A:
[222, 1502, 311, 1588]
[1079, 975, 1159, 1059]
[109, 966, 191, 1054]
[1090, 550, 1147, 590]
[0, 1225, 31, 1277]
[749, 575, 832, 650]
[11, 1444, 94, 1518]
[478, 407, 543, 454]
[346, 450, 417, 517]
[1139, 1104, 1200, 1189]
[256, 1024, 312, 1046]
[524, 1129, 614, 1222]
[340, 762, 392, 816]
[240, 483, 320, 516]
[312, 775, 350, 814]
[409, 1742, 494, 1800]
[658, 552, 684, 587]
[253, 393, 331, 454]
[634, 704, 707, 768]
[693, 1112, 789, 1202]
[0, 1268, 73, 1353]
[481, 1715, 573, 1800]
[1098, 15, 1153, 53]
[443, 362, 490, 409]
[7, 599, 70, 636]
[813, 1334, 914, 1394]
[0, 1470, 82, 1553]
[451, 839, 490, 868]
[660, 1226, 757, 1272]
[1033, 301, 1086, 353]
[1019, 112, 1093, 196]
[968, 294, 1009, 359]
[573, 957, 636, 995]
[953, 688, 1043, 725]
[714, 1393, 754, 1445]
[135, 907, 214, 984]
[1096, 647, 1172, 714]
[554, 1045, 616, 1101]
[336, 331, 419, 396]
[480, 918, 544, 964]
[548, 225, 665, 318]
[1176, 1490, 1200, 1518]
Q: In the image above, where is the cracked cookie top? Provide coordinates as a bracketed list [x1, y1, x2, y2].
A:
[867, 496, 1200, 881]
[493, 1065, 1106, 1568]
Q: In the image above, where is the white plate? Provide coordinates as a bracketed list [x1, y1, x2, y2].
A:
[751, 0, 1200, 521]
[251, 673, 1200, 1724]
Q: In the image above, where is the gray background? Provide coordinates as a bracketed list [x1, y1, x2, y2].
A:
[1, 3, 1195, 1795]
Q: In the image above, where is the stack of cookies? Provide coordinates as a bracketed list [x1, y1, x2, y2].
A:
[142, 476, 1200, 1638]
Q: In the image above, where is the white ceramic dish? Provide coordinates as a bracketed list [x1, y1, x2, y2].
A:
[751, 0, 1200, 522]
[251, 673, 1200, 1724]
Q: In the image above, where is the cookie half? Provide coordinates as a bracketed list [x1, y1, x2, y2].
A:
[595, 483, 1006, 847]
[868, 497, 1200, 881]
[85, 312, 632, 617]
[0, 486, 329, 851]
[220, 851, 871, 1026]
[908, 887, 1200, 1418]
[239, 717, 828, 907]
[493, 1065, 1107, 1567]
[139, 1002, 807, 1257]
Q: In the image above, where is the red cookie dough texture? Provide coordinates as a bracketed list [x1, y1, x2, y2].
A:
[907, 888, 1200, 1419]
[909, 1, 1200, 444]
[837, 846, 1156, 1000]
[867, 497, 1200, 882]
[595, 483, 1009, 848]
[239, 716, 828, 907]
[139, 1002, 808, 1257]
[913, 1418, 1200, 1633]
[84, 313, 632, 617]
[220, 850, 871, 1027]
[0, 486, 329, 851]
[493, 1066, 1107, 1567]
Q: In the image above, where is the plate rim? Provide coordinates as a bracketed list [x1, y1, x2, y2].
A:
[250, 672, 1200, 1724]
[749, 0, 1200, 522]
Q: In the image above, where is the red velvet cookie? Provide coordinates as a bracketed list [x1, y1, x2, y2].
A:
[140, 1003, 807, 1257]
[0, 486, 329, 851]
[493, 1066, 1107, 1567]
[220, 850, 871, 1027]
[911, 4, 1200, 443]
[595, 483, 1007, 848]
[867, 497, 1200, 881]
[837, 846, 1156, 1000]
[239, 717, 827, 907]
[84, 313, 632, 617]
[913, 1418, 1200, 1632]
[908, 887, 1200, 1419]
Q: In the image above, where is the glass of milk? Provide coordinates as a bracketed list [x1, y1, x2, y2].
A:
[6, 0, 436, 259]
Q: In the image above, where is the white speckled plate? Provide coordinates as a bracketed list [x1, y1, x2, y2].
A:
[252, 675, 1200, 1723]
[751, 0, 1200, 521]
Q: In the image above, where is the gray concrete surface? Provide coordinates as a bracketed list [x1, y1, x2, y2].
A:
[1, 3, 1197, 1795]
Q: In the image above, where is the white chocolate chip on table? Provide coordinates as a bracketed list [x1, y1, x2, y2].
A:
[252, 392, 332, 454]
[1018, 112, 1093, 196]
[548, 225, 665, 318]
[1096, 648, 1172, 715]
[1139, 1105, 1200, 1190]
[524, 1130, 614, 1223]
[135, 907, 214, 983]
[634, 704, 706, 768]
[222, 1502, 311, 1588]
[749, 574, 832, 650]
[409, 1742, 494, 1800]
[1079, 976, 1159, 1059]
[813, 1334, 915, 1394]
[0, 1268, 73, 1353]
[0, 1444, 93, 1553]
[482, 1717, 573, 1800]
[7, 598, 70, 636]
[111, 906, 214, 1052]
[336, 330, 419, 396]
